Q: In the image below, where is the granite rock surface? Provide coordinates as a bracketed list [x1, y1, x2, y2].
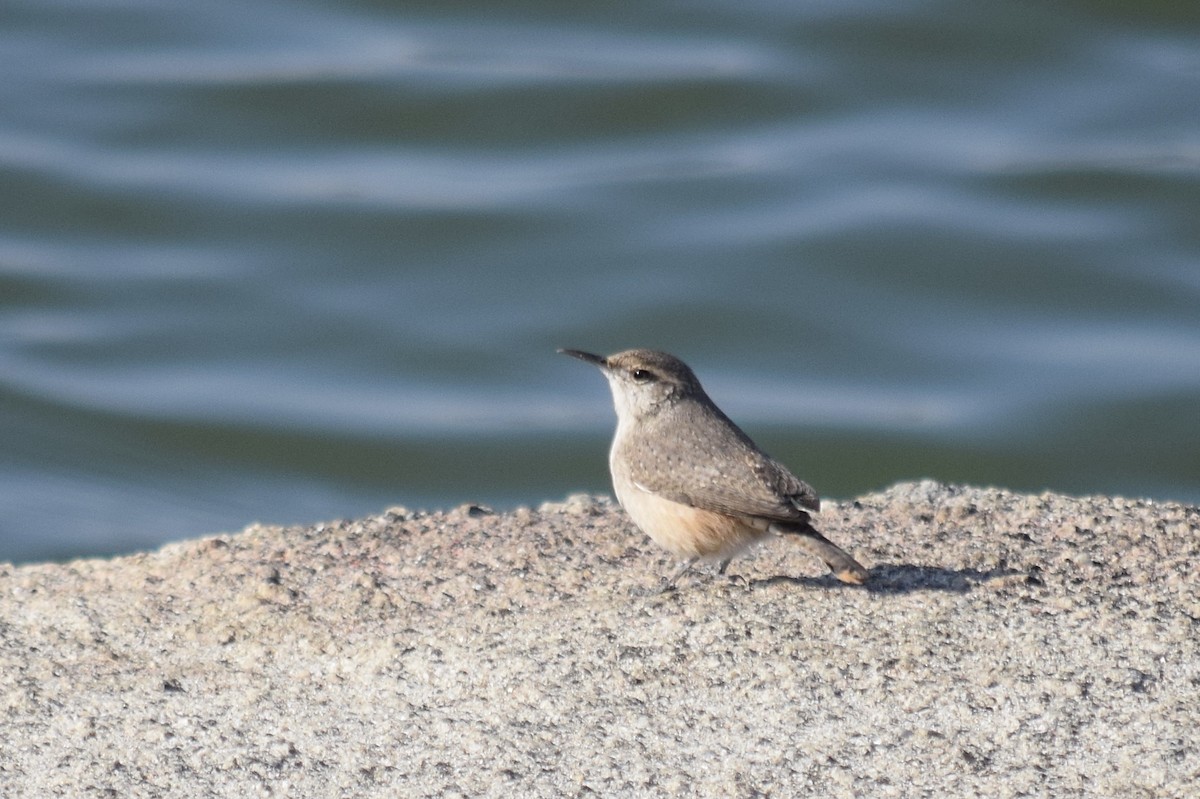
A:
[1, 481, 1197, 797]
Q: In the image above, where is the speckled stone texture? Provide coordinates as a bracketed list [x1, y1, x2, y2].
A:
[1, 481, 1197, 797]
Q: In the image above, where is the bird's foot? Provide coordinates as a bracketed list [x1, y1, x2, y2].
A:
[723, 571, 751, 590]
[630, 580, 677, 597]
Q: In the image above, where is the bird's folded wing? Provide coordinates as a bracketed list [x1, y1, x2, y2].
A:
[622, 408, 820, 521]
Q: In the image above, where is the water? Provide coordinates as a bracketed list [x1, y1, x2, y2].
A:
[2, 0, 1198, 563]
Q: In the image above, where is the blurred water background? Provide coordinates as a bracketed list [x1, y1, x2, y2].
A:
[2, 0, 1198, 563]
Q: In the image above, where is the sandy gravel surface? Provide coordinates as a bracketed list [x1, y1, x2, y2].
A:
[1, 481, 1197, 797]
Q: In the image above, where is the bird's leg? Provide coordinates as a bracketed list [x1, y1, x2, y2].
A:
[629, 557, 700, 596]
[661, 557, 699, 592]
[717, 557, 751, 589]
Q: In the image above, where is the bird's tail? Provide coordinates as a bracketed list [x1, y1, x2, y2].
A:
[770, 520, 869, 584]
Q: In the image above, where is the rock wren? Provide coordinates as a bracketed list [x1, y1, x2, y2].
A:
[560, 348, 869, 590]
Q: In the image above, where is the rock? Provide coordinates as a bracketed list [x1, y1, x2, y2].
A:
[0, 482, 1196, 797]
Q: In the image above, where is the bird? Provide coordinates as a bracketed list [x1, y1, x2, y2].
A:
[560, 347, 869, 591]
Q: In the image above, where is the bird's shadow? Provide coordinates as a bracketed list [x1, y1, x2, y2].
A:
[750, 563, 1024, 595]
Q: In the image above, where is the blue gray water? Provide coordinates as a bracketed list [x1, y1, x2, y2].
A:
[2, 1, 1198, 563]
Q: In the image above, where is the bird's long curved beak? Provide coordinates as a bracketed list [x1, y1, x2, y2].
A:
[557, 348, 606, 367]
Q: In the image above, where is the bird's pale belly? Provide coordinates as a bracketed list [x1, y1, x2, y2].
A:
[611, 469, 767, 561]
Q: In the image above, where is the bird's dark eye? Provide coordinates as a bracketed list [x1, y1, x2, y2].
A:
[631, 369, 655, 383]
